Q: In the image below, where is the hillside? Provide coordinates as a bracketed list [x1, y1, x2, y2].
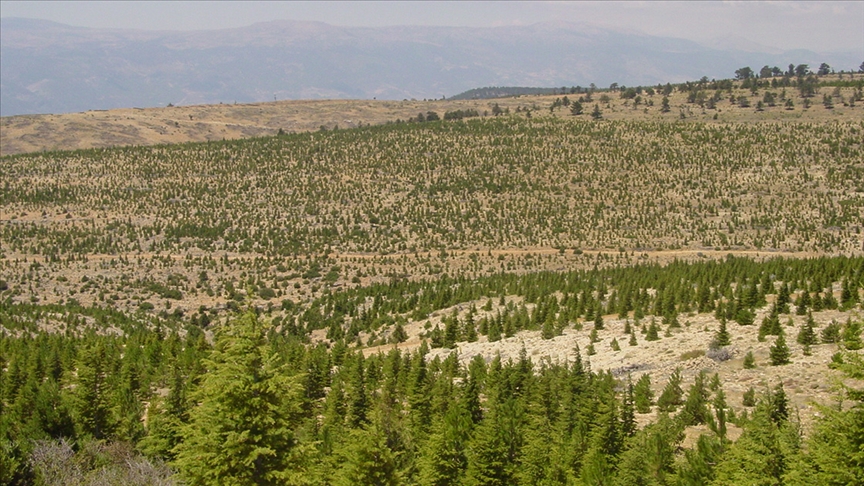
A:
[2, 73, 862, 156]
[1, 73, 863, 483]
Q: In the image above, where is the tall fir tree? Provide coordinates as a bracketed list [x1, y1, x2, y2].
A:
[174, 312, 312, 485]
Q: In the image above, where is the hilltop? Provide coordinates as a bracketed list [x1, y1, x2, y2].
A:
[2, 73, 862, 156]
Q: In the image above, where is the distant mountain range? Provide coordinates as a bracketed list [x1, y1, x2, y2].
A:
[1, 17, 860, 116]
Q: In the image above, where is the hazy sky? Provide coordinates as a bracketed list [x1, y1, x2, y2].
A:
[2, 1, 862, 52]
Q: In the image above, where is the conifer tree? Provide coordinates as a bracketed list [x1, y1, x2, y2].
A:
[681, 371, 710, 426]
[634, 374, 654, 413]
[743, 351, 756, 369]
[72, 342, 114, 440]
[621, 377, 637, 438]
[676, 434, 724, 486]
[389, 322, 408, 344]
[657, 368, 684, 412]
[645, 318, 660, 341]
[777, 282, 791, 313]
[140, 366, 188, 460]
[174, 312, 311, 485]
[336, 423, 399, 486]
[711, 405, 796, 485]
[842, 318, 863, 350]
[594, 302, 605, 330]
[614, 415, 681, 486]
[785, 351, 864, 485]
[796, 312, 817, 355]
[517, 415, 555, 485]
[419, 402, 471, 485]
[464, 398, 522, 486]
[770, 331, 791, 366]
[714, 316, 731, 346]
[462, 313, 478, 342]
[542, 316, 556, 340]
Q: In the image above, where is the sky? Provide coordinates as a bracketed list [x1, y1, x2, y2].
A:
[1, 1, 862, 53]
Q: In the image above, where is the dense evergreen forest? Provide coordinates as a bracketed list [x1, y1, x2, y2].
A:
[2, 255, 863, 484]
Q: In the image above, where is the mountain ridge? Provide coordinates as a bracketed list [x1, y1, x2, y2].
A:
[1, 17, 859, 116]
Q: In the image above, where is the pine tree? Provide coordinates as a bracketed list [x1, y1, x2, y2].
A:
[464, 398, 522, 486]
[336, 423, 400, 486]
[594, 302, 605, 330]
[389, 322, 408, 344]
[676, 434, 724, 485]
[743, 350, 756, 369]
[614, 415, 681, 486]
[443, 314, 459, 348]
[657, 368, 684, 412]
[842, 318, 863, 350]
[714, 316, 731, 346]
[634, 374, 654, 413]
[758, 305, 782, 341]
[462, 313, 478, 342]
[785, 351, 864, 485]
[712, 406, 796, 485]
[72, 342, 114, 440]
[796, 311, 817, 355]
[645, 318, 660, 341]
[174, 312, 312, 485]
[743, 387, 756, 407]
[777, 282, 791, 313]
[516, 415, 554, 485]
[681, 371, 710, 426]
[420, 402, 473, 486]
[621, 377, 637, 438]
[541, 316, 556, 340]
[770, 331, 791, 366]
[140, 365, 188, 460]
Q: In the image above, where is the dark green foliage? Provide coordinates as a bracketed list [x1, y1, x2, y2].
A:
[714, 316, 731, 346]
[758, 305, 782, 341]
[173, 312, 311, 485]
[336, 423, 400, 486]
[656, 368, 684, 413]
[743, 350, 756, 369]
[743, 387, 756, 407]
[634, 374, 654, 413]
[675, 433, 724, 486]
[72, 342, 114, 440]
[418, 403, 472, 485]
[821, 320, 842, 343]
[842, 318, 863, 350]
[0, 253, 861, 484]
[614, 415, 682, 486]
[645, 318, 660, 341]
[786, 352, 864, 485]
[389, 322, 408, 344]
[680, 371, 710, 426]
[796, 311, 818, 352]
[769, 331, 791, 366]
